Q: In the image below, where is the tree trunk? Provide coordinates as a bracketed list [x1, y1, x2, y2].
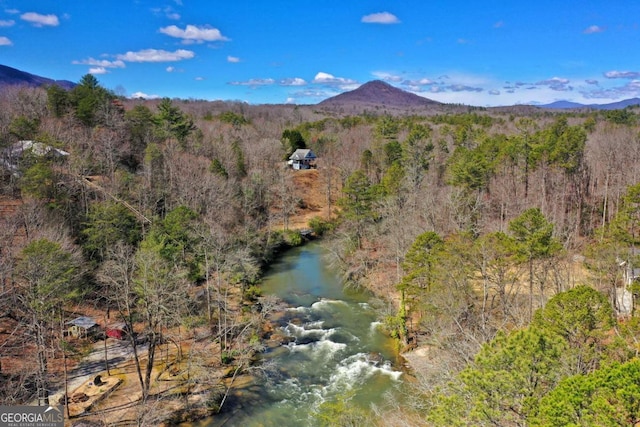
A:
[63, 347, 70, 419]
[35, 318, 50, 405]
[529, 259, 534, 320]
[103, 313, 110, 376]
[143, 332, 158, 402]
[601, 172, 610, 237]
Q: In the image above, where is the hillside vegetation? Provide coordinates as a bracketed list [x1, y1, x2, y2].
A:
[1, 75, 640, 425]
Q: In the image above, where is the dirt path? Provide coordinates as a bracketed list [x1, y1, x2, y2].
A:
[49, 338, 148, 406]
[275, 168, 339, 230]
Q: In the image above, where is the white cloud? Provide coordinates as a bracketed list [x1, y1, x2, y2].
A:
[361, 12, 400, 24]
[195, 76, 205, 81]
[163, 7, 180, 20]
[393, 72, 538, 106]
[73, 57, 126, 69]
[229, 78, 275, 86]
[372, 71, 403, 83]
[581, 78, 640, 100]
[227, 55, 240, 63]
[279, 77, 307, 86]
[404, 85, 423, 93]
[159, 24, 229, 43]
[313, 72, 358, 87]
[313, 72, 335, 82]
[0, 20, 15, 27]
[21, 12, 59, 27]
[448, 84, 483, 92]
[89, 67, 108, 75]
[166, 66, 175, 72]
[604, 70, 640, 79]
[583, 25, 604, 34]
[0, 36, 12, 46]
[537, 77, 570, 85]
[116, 49, 195, 62]
[535, 77, 572, 91]
[290, 88, 339, 103]
[413, 78, 436, 85]
[395, 76, 440, 91]
[130, 92, 161, 100]
[151, 6, 180, 20]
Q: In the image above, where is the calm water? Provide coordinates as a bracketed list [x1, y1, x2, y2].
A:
[194, 243, 403, 426]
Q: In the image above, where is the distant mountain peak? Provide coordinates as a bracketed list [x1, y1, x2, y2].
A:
[358, 80, 403, 92]
[0, 64, 75, 90]
[539, 97, 640, 110]
[318, 80, 441, 109]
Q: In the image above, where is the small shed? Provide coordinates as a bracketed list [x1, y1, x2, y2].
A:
[66, 316, 99, 339]
[288, 149, 317, 170]
[106, 323, 127, 340]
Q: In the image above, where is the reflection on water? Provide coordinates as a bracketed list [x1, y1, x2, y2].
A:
[191, 244, 403, 427]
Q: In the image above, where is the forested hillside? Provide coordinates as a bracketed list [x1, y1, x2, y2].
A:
[1, 75, 640, 425]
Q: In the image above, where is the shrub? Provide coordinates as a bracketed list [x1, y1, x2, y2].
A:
[243, 285, 262, 302]
[308, 216, 336, 236]
[283, 229, 303, 246]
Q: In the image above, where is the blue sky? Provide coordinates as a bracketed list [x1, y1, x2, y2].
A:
[1, 1, 640, 106]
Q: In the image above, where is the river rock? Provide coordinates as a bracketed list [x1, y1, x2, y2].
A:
[268, 332, 295, 347]
[368, 352, 384, 366]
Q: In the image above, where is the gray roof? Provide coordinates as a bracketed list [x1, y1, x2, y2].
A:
[289, 149, 317, 161]
[66, 316, 98, 329]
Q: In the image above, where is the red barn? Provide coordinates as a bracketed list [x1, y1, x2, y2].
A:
[106, 323, 126, 340]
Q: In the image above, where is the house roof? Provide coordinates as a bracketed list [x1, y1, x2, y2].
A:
[66, 316, 98, 329]
[289, 148, 317, 161]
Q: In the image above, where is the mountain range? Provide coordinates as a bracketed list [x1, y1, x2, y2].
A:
[537, 98, 640, 110]
[0, 64, 75, 90]
[319, 80, 640, 111]
[1, 63, 639, 111]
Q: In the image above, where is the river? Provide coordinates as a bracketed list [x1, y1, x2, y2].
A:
[194, 243, 404, 426]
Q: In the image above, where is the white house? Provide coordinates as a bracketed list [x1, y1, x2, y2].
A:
[288, 149, 317, 170]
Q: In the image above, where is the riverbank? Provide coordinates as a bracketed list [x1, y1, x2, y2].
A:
[54, 233, 415, 427]
[54, 232, 313, 426]
[186, 243, 405, 426]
